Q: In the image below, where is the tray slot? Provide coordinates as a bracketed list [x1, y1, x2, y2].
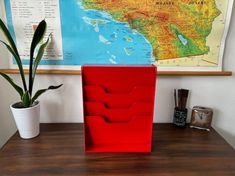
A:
[85, 115, 153, 145]
[83, 85, 155, 108]
[84, 102, 153, 122]
[82, 65, 156, 93]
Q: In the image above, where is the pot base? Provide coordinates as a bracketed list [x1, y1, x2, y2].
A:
[11, 102, 40, 139]
[18, 127, 40, 139]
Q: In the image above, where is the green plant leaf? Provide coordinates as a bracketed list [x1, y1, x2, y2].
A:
[0, 72, 24, 97]
[29, 20, 47, 96]
[0, 40, 20, 59]
[31, 84, 63, 103]
[0, 19, 19, 58]
[0, 40, 27, 83]
[30, 20, 47, 59]
[22, 91, 31, 107]
[31, 34, 51, 91]
[0, 19, 27, 91]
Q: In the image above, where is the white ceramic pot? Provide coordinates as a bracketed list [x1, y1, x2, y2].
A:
[10, 101, 40, 139]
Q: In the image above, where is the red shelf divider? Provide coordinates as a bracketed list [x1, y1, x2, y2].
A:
[82, 65, 157, 152]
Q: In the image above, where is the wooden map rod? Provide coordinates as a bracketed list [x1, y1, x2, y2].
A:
[157, 71, 232, 76]
[0, 69, 232, 76]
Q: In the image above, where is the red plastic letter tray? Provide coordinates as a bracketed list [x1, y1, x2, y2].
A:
[82, 65, 157, 152]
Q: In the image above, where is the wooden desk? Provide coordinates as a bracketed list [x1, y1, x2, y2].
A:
[0, 124, 234, 176]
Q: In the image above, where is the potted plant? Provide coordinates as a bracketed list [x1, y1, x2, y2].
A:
[0, 19, 62, 139]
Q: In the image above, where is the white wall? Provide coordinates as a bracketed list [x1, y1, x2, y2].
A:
[0, 2, 16, 149]
[1, 4, 235, 149]
[0, 77, 18, 148]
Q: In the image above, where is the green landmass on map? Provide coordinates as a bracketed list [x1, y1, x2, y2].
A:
[82, 0, 221, 60]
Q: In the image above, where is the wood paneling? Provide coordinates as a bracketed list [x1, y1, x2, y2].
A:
[0, 124, 235, 176]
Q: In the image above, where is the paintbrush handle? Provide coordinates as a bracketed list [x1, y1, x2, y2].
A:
[178, 89, 182, 110]
[174, 89, 177, 107]
[181, 89, 189, 110]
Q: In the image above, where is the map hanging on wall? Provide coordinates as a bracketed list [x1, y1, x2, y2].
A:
[1, 0, 234, 71]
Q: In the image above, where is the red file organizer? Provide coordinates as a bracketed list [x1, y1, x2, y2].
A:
[82, 65, 157, 152]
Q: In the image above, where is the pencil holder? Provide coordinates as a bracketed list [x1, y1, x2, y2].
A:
[173, 107, 188, 127]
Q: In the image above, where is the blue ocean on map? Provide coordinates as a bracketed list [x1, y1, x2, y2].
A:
[5, 0, 154, 65]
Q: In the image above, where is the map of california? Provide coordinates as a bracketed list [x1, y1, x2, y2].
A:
[82, 0, 221, 61]
[3, 0, 233, 69]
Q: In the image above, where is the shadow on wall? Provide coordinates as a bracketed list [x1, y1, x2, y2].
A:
[0, 78, 18, 149]
[212, 108, 235, 149]
[38, 75, 83, 123]
[214, 126, 235, 149]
